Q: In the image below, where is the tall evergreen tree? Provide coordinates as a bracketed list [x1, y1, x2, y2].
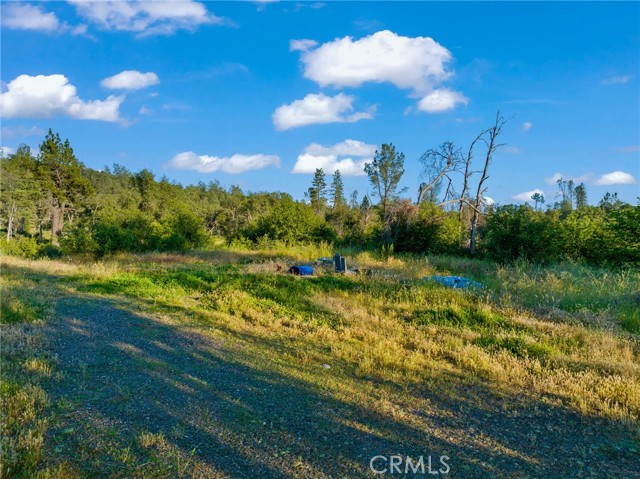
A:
[329, 169, 346, 208]
[37, 130, 93, 245]
[307, 168, 327, 213]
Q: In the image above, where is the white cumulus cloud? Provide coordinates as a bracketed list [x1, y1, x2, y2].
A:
[0, 74, 123, 122]
[291, 30, 466, 113]
[168, 151, 280, 174]
[1, 3, 60, 31]
[594, 171, 637, 186]
[292, 139, 377, 176]
[273, 93, 374, 130]
[101, 70, 160, 90]
[296, 30, 452, 90]
[68, 0, 225, 37]
[418, 88, 468, 113]
[513, 189, 545, 202]
[1, 3, 87, 35]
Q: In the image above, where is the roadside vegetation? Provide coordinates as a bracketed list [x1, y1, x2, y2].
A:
[1, 247, 638, 478]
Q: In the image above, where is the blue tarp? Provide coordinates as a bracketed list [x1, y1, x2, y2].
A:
[289, 265, 314, 276]
[424, 275, 483, 289]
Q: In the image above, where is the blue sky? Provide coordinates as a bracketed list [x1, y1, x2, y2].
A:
[1, 1, 639, 206]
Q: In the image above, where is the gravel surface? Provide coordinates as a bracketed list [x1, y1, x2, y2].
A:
[43, 294, 640, 478]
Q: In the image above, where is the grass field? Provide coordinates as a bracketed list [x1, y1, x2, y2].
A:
[1, 246, 639, 478]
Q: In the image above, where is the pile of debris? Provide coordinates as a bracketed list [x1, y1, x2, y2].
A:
[288, 253, 371, 276]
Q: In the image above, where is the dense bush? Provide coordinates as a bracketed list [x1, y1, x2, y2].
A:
[0, 236, 39, 259]
[483, 204, 640, 265]
[248, 197, 335, 244]
[391, 201, 464, 254]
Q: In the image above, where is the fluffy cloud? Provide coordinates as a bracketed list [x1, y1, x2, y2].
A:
[1, 3, 87, 35]
[513, 188, 545, 202]
[273, 93, 374, 130]
[101, 71, 160, 90]
[418, 89, 468, 113]
[291, 30, 466, 113]
[68, 0, 225, 37]
[168, 151, 280, 174]
[292, 139, 377, 176]
[522, 121, 532, 131]
[1, 3, 60, 31]
[0, 74, 123, 122]
[296, 30, 452, 89]
[593, 171, 637, 186]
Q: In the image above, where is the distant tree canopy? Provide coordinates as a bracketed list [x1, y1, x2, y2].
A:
[1, 130, 638, 265]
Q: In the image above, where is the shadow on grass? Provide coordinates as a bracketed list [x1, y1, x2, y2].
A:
[3, 262, 639, 479]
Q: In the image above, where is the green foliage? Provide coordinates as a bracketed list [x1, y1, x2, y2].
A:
[484, 203, 640, 265]
[307, 168, 327, 213]
[484, 205, 564, 263]
[329, 169, 346, 208]
[60, 226, 97, 256]
[364, 143, 405, 213]
[0, 236, 40, 259]
[604, 204, 640, 264]
[163, 211, 208, 252]
[1, 130, 637, 266]
[250, 196, 333, 244]
[390, 201, 463, 254]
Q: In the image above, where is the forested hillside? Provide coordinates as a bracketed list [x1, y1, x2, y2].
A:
[1, 128, 638, 264]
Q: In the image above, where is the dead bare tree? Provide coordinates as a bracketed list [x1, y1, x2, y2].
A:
[459, 130, 488, 219]
[469, 112, 506, 255]
[416, 142, 462, 205]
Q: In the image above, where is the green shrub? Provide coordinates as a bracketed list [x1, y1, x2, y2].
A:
[0, 236, 39, 259]
[60, 226, 98, 256]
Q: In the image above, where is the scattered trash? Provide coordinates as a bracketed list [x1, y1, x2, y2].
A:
[321, 363, 331, 369]
[424, 275, 483, 289]
[289, 265, 314, 276]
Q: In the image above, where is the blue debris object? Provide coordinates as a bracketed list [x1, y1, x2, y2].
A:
[425, 275, 483, 289]
[289, 265, 314, 276]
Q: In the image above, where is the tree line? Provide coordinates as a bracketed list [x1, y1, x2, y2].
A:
[1, 124, 638, 265]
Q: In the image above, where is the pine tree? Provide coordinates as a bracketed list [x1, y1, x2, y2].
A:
[329, 169, 346, 209]
[307, 168, 327, 213]
[37, 130, 93, 245]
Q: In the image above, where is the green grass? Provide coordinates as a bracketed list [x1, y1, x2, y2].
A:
[1, 249, 639, 478]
